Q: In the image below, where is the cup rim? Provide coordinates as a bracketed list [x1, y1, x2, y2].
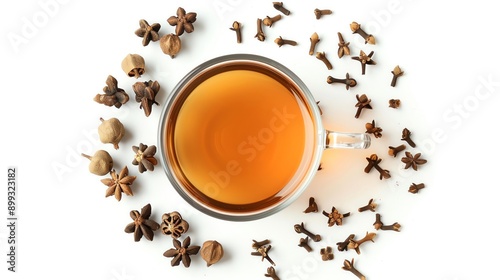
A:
[157, 54, 324, 221]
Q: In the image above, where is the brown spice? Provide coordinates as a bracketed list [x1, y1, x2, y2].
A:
[320, 246, 334, 261]
[81, 150, 113, 176]
[409, 183, 426, 194]
[322, 206, 350, 226]
[309, 32, 320, 55]
[94, 75, 129, 108]
[273, 2, 291, 15]
[355, 94, 372, 118]
[327, 73, 357, 90]
[200, 240, 224, 267]
[167, 7, 197, 36]
[161, 211, 189, 239]
[101, 166, 136, 201]
[255, 18, 266, 41]
[124, 203, 160, 242]
[263, 14, 282, 27]
[314, 8, 332, 19]
[401, 128, 416, 147]
[294, 223, 321, 242]
[160, 34, 182, 58]
[337, 32, 350, 58]
[303, 197, 318, 213]
[388, 144, 406, 157]
[352, 50, 376, 75]
[264, 266, 281, 280]
[298, 237, 312, 252]
[391, 65, 404, 87]
[316, 52, 333, 70]
[132, 80, 160, 116]
[365, 120, 382, 138]
[134, 19, 161, 46]
[121, 54, 145, 78]
[98, 117, 125, 150]
[401, 152, 427, 170]
[350, 21, 375, 44]
[163, 236, 200, 267]
[347, 232, 376, 254]
[342, 258, 366, 280]
[389, 99, 401, 108]
[358, 198, 377, 212]
[132, 143, 158, 173]
[229, 21, 242, 43]
[274, 36, 297, 47]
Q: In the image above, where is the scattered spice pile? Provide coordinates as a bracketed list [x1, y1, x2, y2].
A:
[83, 2, 428, 279]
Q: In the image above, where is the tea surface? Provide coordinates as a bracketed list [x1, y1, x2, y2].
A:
[173, 69, 309, 206]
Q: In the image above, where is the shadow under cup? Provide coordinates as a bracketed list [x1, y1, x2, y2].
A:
[159, 54, 326, 221]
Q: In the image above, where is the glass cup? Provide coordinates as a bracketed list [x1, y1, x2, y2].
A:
[158, 54, 370, 221]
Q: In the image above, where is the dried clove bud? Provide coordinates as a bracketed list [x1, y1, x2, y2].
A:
[255, 18, 266, 41]
[229, 21, 242, 43]
[314, 8, 332, 19]
[373, 213, 401, 231]
[98, 117, 125, 149]
[320, 246, 334, 261]
[388, 144, 406, 157]
[81, 150, 113, 176]
[309, 32, 320, 55]
[263, 14, 282, 27]
[316, 52, 333, 70]
[389, 99, 401, 108]
[352, 50, 376, 75]
[251, 244, 276, 266]
[355, 94, 372, 118]
[264, 266, 281, 280]
[350, 21, 375, 44]
[337, 32, 350, 58]
[327, 73, 357, 90]
[337, 234, 355, 252]
[273, 2, 290, 15]
[121, 54, 145, 78]
[298, 237, 312, 252]
[304, 197, 318, 213]
[274, 36, 297, 47]
[409, 183, 425, 194]
[365, 120, 382, 138]
[200, 240, 224, 267]
[160, 34, 182, 58]
[364, 154, 391, 180]
[401, 128, 416, 147]
[347, 232, 376, 254]
[294, 223, 321, 242]
[342, 258, 366, 280]
[358, 198, 377, 212]
[391, 65, 404, 87]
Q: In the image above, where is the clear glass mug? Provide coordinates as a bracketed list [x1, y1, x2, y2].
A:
[158, 54, 370, 221]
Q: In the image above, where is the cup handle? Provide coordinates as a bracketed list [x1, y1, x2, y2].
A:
[325, 130, 371, 149]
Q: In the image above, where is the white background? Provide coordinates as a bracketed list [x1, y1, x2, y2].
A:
[1, 0, 499, 279]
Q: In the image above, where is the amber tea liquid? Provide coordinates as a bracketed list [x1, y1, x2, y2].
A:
[166, 64, 315, 211]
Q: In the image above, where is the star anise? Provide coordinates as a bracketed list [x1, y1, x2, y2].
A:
[134, 19, 161, 46]
[401, 151, 427, 170]
[161, 211, 189, 239]
[124, 203, 160, 242]
[94, 75, 129, 108]
[132, 80, 160, 117]
[163, 236, 201, 267]
[100, 166, 136, 201]
[167, 7, 197, 36]
[132, 143, 158, 173]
